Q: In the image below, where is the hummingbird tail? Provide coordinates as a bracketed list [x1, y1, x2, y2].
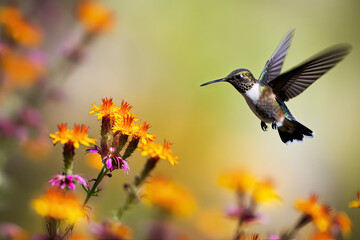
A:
[278, 118, 314, 145]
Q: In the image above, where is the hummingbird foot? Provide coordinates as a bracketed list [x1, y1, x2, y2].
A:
[261, 121, 268, 131]
[272, 122, 277, 130]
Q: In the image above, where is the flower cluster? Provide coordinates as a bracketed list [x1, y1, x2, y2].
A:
[89, 98, 158, 173]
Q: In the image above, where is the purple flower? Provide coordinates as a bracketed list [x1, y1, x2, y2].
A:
[88, 145, 130, 173]
[224, 204, 264, 224]
[48, 174, 87, 190]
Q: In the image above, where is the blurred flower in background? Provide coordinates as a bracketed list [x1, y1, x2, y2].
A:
[142, 176, 196, 217]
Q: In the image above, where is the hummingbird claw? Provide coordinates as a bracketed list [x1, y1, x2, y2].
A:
[272, 122, 277, 130]
[261, 121, 268, 131]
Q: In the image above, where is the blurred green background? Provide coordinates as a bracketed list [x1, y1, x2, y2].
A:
[1, 0, 359, 239]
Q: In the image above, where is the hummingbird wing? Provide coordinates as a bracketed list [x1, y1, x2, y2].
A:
[269, 44, 351, 102]
[258, 28, 295, 85]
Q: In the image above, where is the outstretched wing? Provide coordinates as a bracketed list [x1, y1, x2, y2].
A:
[258, 28, 295, 85]
[269, 44, 351, 102]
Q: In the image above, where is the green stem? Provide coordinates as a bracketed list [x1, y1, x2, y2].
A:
[83, 166, 109, 206]
[116, 158, 158, 220]
[63, 166, 109, 239]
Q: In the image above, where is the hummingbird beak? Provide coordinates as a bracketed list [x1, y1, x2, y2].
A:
[200, 78, 226, 87]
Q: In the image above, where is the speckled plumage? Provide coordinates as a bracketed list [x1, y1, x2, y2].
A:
[201, 29, 351, 144]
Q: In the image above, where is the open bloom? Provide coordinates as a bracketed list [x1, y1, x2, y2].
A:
[143, 176, 196, 216]
[90, 98, 125, 124]
[132, 122, 156, 144]
[71, 124, 97, 148]
[32, 188, 84, 224]
[295, 195, 331, 232]
[50, 123, 96, 148]
[77, 0, 113, 33]
[48, 174, 87, 190]
[138, 139, 178, 165]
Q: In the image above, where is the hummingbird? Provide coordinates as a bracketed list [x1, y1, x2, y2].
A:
[201, 29, 351, 145]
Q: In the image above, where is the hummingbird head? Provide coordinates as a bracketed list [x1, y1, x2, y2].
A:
[200, 68, 256, 93]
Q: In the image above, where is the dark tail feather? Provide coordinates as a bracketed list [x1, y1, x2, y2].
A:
[278, 118, 314, 145]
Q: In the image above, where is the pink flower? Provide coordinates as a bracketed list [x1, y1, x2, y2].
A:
[88, 145, 130, 173]
[48, 174, 87, 190]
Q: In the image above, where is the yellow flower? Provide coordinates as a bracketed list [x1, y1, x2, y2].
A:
[295, 195, 331, 232]
[1, 48, 44, 87]
[252, 180, 281, 204]
[90, 97, 121, 123]
[138, 140, 178, 165]
[132, 122, 156, 144]
[112, 114, 136, 136]
[49, 123, 71, 145]
[218, 171, 256, 192]
[49, 123, 96, 148]
[77, 0, 113, 33]
[32, 188, 84, 223]
[143, 176, 196, 216]
[0, 6, 43, 47]
[349, 192, 360, 208]
[71, 124, 96, 148]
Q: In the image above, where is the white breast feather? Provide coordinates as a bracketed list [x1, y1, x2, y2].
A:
[244, 83, 261, 103]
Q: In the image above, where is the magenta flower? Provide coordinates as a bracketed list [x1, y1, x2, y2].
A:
[48, 174, 87, 190]
[224, 204, 264, 224]
[88, 145, 130, 173]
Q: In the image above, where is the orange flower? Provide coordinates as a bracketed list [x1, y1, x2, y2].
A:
[0, 6, 43, 47]
[143, 176, 196, 216]
[349, 192, 360, 208]
[1, 48, 44, 86]
[112, 114, 136, 136]
[295, 195, 331, 232]
[71, 124, 97, 148]
[132, 122, 156, 144]
[49, 123, 96, 148]
[332, 212, 351, 235]
[90, 97, 121, 123]
[32, 188, 84, 223]
[49, 123, 71, 145]
[77, 0, 113, 33]
[138, 139, 178, 165]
